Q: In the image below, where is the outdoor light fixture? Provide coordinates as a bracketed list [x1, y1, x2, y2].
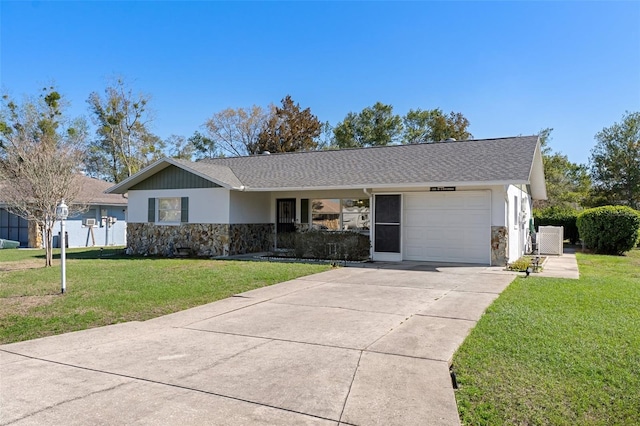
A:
[525, 266, 533, 277]
[56, 200, 69, 294]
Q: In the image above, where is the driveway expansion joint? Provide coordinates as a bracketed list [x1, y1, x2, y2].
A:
[338, 350, 363, 424]
[364, 348, 453, 364]
[267, 299, 409, 317]
[180, 327, 367, 352]
[0, 349, 340, 425]
[413, 313, 477, 322]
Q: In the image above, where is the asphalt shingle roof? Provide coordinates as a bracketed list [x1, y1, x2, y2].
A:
[198, 136, 540, 190]
[75, 175, 128, 205]
[1, 175, 127, 205]
[171, 158, 243, 188]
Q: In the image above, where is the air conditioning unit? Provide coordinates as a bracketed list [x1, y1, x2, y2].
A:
[84, 218, 96, 227]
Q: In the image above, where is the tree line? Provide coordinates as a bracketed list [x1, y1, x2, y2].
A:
[1, 79, 639, 267]
[81, 79, 476, 181]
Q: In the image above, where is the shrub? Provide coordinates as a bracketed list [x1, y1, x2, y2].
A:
[533, 206, 579, 244]
[577, 206, 640, 255]
[507, 257, 532, 272]
[278, 230, 371, 261]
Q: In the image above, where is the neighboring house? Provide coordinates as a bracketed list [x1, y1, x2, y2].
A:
[0, 175, 128, 248]
[106, 136, 546, 265]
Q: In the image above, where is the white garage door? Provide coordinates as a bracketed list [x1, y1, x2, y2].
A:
[403, 191, 491, 264]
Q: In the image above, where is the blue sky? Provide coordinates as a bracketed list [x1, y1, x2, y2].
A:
[1, 1, 638, 165]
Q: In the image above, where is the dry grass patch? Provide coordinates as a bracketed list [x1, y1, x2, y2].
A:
[0, 294, 58, 316]
[0, 247, 331, 344]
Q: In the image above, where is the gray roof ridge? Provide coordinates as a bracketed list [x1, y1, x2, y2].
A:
[199, 135, 539, 162]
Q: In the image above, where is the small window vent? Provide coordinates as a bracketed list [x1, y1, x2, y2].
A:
[84, 218, 96, 227]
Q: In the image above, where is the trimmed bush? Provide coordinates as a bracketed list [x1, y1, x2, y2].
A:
[279, 230, 371, 261]
[533, 207, 579, 244]
[577, 206, 640, 255]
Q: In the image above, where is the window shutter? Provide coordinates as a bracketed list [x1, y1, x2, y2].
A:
[148, 198, 155, 222]
[300, 199, 309, 224]
[181, 197, 189, 223]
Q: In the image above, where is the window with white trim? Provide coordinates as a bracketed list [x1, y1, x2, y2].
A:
[158, 198, 181, 222]
[310, 198, 370, 233]
[148, 197, 189, 224]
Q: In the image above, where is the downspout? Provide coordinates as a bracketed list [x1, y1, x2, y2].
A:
[504, 185, 510, 264]
[519, 184, 523, 257]
[363, 188, 373, 260]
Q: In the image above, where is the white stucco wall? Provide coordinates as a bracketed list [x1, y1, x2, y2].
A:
[229, 191, 271, 223]
[506, 184, 532, 263]
[127, 188, 230, 224]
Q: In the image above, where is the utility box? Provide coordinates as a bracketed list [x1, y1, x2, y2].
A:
[538, 226, 563, 255]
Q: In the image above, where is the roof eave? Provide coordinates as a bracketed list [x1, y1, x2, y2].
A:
[237, 180, 530, 192]
[528, 139, 548, 200]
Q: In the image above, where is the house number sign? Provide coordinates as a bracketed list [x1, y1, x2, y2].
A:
[430, 186, 456, 191]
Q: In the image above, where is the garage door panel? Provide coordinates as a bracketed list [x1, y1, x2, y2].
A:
[404, 212, 426, 227]
[403, 191, 490, 264]
[466, 214, 489, 227]
[465, 194, 490, 209]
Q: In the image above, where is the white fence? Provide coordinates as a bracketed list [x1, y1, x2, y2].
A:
[538, 226, 564, 255]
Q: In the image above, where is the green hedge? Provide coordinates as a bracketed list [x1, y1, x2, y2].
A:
[533, 207, 579, 244]
[577, 206, 640, 255]
[278, 230, 371, 261]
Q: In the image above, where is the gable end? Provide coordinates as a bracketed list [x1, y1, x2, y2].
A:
[130, 165, 222, 190]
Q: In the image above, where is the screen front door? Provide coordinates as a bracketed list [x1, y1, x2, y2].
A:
[277, 199, 296, 234]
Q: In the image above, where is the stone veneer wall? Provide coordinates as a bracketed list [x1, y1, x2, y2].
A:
[229, 224, 274, 255]
[127, 223, 274, 257]
[491, 225, 508, 266]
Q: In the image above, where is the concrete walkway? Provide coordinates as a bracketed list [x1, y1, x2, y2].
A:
[1, 252, 585, 426]
[536, 248, 580, 279]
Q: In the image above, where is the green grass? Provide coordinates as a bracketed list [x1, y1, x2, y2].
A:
[0, 247, 331, 344]
[453, 249, 640, 425]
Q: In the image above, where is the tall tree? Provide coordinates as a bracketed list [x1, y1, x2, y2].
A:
[589, 111, 640, 209]
[0, 87, 86, 266]
[333, 102, 403, 148]
[86, 78, 159, 182]
[251, 95, 322, 154]
[534, 128, 591, 209]
[204, 105, 267, 157]
[403, 108, 472, 144]
[189, 131, 219, 159]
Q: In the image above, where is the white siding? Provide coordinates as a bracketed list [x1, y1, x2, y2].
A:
[506, 184, 532, 263]
[128, 188, 230, 224]
[56, 205, 127, 248]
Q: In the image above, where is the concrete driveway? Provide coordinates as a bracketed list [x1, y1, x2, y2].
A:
[1, 263, 515, 426]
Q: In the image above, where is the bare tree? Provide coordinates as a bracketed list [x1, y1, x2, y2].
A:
[87, 77, 158, 182]
[204, 105, 268, 157]
[0, 87, 86, 266]
[166, 134, 195, 160]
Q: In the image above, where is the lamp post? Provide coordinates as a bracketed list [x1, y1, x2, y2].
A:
[56, 200, 69, 294]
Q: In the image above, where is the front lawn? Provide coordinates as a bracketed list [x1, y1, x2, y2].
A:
[0, 247, 331, 344]
[453, 249, 640, 425]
